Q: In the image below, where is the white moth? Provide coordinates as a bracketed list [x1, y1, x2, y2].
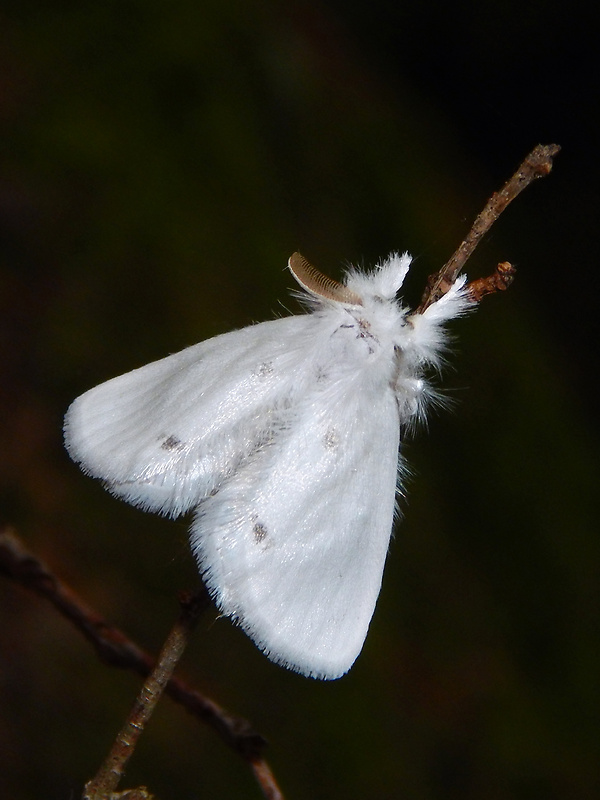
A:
[64, 252, 472, 680]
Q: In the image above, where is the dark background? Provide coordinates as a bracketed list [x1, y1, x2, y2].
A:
[1, 2, 598, 798]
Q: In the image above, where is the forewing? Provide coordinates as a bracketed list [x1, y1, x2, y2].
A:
[192, 382, 401, 679]
[64, 315, 311, 517]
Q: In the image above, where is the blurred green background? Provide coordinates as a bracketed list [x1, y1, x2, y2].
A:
[1, 2, 598, 798]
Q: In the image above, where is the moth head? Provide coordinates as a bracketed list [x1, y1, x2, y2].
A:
[288, 252, 363, 306]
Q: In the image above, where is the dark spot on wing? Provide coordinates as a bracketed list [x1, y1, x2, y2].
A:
[161, 435, 183, 451]
[323, 427, 340, 450]
[254, 361, 274, 378]
[253, 521, 268, 543]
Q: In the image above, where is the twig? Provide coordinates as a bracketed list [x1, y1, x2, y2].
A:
[249, 759, 286, 800]
[0, 527, 282, 799]
[417, 143, 560, 312]
[466, 261, 517, 302]
[83, 591, 207, 799]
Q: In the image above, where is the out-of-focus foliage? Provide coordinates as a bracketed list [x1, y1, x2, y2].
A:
[1, 2, 598, 799]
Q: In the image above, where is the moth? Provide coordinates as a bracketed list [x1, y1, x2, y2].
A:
[64, 252, 471, 679]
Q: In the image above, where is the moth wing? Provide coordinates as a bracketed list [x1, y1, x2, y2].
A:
[64, 316, 310, 517]
[193, 383, 401, 680]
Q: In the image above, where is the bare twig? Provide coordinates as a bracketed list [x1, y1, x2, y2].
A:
[88, 787, 155, 800]
[417, 143, 560, 312]
[0, 528, 282, 799]
[465, 261, 517, 302]
[83, 591, 207, 799]
[250, 759, 286, 800]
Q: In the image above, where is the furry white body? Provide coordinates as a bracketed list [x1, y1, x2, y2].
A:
[65, 253, 470, 679]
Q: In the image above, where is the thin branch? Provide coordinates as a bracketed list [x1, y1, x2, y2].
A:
[83, 591, 207, 799]
[0, 527, 282, 799]
[250, 759, 286, 800]
[89, 787, 156, 800]
[465, 261, 517, 302]
[417, 143, 560, 312]
[250, 758, 285, 800]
